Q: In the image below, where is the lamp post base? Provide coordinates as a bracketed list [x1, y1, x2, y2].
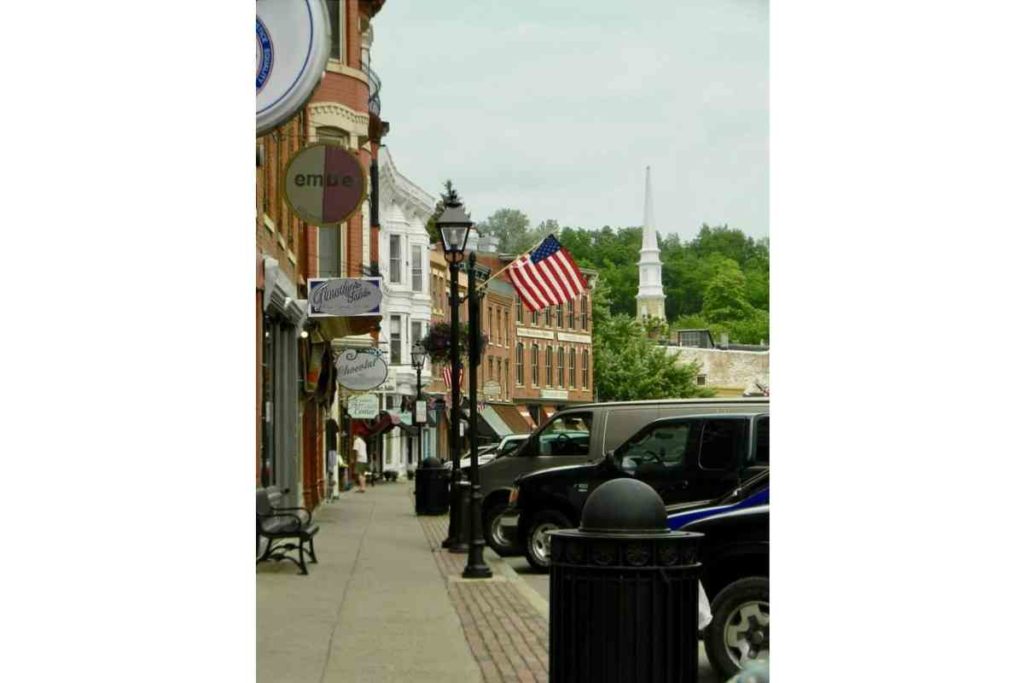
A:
[462, 563, 492, 579]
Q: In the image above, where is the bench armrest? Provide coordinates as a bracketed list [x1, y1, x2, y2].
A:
[257, 511, 305, 531]
[272, 506, 311, 523]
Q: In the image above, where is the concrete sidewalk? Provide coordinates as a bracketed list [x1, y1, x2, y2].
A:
[257, 482, 481, 683]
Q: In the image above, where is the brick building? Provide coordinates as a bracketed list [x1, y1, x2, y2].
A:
[256, 0, 388, 508]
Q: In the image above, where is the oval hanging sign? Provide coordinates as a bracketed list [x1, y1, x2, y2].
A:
[308, 278, 382, 317]
[256, 0, 331, 136]
[284, 144, 367, 225]
[336, 349, 388, 391]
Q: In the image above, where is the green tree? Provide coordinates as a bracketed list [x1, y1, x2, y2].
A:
[424, 179, 459, 244]
[701, 259, 753, 324]
[477, 208, 542, 254]
[593, 314, 712, 401]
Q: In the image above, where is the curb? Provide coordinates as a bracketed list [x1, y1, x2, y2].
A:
[486, 552, 549, 620]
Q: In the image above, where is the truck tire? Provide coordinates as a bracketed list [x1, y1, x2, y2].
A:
[483, 500, 523, 557]
[705, 576, 769, 680]
[524, 510, 572, 572]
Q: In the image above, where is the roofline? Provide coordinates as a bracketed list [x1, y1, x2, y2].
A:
[565, 397, 769, 410]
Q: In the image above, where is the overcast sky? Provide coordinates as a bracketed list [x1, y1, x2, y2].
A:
[372, 0, 767, 240]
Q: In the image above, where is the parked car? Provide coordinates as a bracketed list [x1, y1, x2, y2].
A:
[683, 505, 769, 680]
[508, 411, 769, 570]
[442, 434, 531, 471]
[478, 398, 769, 556]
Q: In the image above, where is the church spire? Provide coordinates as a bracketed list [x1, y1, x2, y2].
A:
[636, 166, 666, 321]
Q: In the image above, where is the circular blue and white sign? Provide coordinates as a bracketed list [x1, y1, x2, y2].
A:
[256, 0, 330, 136]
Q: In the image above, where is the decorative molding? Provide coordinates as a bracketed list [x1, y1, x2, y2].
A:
[307, 102, 370, 138]
[324, 62, 371, 84]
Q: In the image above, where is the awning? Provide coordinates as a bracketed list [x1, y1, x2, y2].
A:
[517, 405, 536, 431]
[479, 405, 513, 438]
[313, 315, 381, 342]
[542, 405, 558, 420]
[493, 404, 534, 435]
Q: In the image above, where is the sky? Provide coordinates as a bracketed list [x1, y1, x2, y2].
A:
[372, 0, 767, 240]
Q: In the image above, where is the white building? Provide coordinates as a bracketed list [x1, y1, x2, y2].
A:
[377, 147, 436, 473]
[636, 166, 666, 320]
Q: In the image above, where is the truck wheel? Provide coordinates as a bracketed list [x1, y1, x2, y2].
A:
[524, 510, 571, 572]
[705, 577, 769, 680]
[484, 501, 523, 557]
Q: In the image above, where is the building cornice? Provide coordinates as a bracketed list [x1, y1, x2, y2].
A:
[307, 102, 370, 137]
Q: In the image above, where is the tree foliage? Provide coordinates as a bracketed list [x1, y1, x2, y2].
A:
[593, 314, 713, 402]
[476, 208, 547, 255]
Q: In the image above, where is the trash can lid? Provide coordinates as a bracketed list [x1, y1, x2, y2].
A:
[580, 478, 669, 534]
[420, 457, 444, 468]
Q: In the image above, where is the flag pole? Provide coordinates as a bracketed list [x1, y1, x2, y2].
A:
[478, 235, 551, 289]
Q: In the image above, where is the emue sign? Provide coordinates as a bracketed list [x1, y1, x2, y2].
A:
[308, 278, 382, 317]
[284, 144, 366, 225]
[336, 349, 388, 391]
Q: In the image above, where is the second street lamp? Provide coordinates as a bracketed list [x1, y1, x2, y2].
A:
[411, 343, 426, 466]
[438, 190, 472, 552]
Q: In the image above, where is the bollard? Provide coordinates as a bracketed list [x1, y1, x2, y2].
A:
[415, 457, 449, 515]
[448, 475, 471, 552]
[549, 478, 703, 683]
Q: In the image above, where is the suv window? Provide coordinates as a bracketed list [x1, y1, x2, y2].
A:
[698, 419, 749, 471]
[535, 413, 592, 456]
[618, 421, 695, 467]
[754, 416, 769, 465]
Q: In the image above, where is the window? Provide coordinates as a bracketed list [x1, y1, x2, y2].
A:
[516, 298, 523, 323]
[556, 304, 563, 327]
[569, 349, 576, 388]
[567, 299, 575, 329]
[412, 245, 423, 291]
[412, 321, 424, 349]
[488, 306, 494, 339]
[503, 359, 509, 398]
[489, 357, 494, 381]
[618, 421, 694, 468]
[545, 346, 553, 386]
[316, 125, 346, 146]
[697, 374, 707, 386]
[516, 343, 524, 385]
[318, 226, 341, 277]
[326, 0, 345, 62]
[545, 308, 552, 327]
[534, 413, 592, 456]
[390, 315, 402, 364]
[581, 296, 589, 330]
[502, 310, 508, 345]
[582, 350, 589, 389]
[531, 309, 539, 326]
[531, 344, 539, 386]
[557, 347, 564, 387]
[389, 235, 401, 284]
[754, 416, 769, 465]
[698, 419, 749, 471]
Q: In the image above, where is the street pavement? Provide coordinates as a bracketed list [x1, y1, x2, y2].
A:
[258, 481, 721, 682]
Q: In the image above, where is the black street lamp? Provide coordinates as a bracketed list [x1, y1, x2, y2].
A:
[438, 191, 471, 552]
[411, 342, 426, 466]
[462, 251, 492, 578]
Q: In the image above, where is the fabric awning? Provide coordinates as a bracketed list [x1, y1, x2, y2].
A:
[479, 405, 513, 438]
[542, 405, 557, 420]
[313, 315, 381, 342]
[517, 405, 536, 431]
[493, 404, 534, 435]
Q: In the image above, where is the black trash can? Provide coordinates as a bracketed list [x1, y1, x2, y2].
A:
[549, 478, 703, 683]
[415, 457, 449, 515]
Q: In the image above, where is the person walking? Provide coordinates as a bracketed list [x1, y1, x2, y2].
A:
[353, 434, 368, 493]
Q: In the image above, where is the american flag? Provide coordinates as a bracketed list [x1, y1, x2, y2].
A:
[442, 364, 463, 390]
[508, 235, 586, 312]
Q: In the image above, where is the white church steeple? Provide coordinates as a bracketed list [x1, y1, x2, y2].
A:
[636, 166, 666, 320]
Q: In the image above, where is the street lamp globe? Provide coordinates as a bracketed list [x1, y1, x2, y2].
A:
[411, 342, 426, 370]
[437, 196, 473, 264]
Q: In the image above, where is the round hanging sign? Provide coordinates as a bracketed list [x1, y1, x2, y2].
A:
[284, 144, 367, 225]
[335, 349, 389, 392]
[256, 0, 331, 136]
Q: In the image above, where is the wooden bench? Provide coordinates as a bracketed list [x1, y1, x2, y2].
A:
[256, 487, 319, 575]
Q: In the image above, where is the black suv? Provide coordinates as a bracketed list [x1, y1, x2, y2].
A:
[509, 411, 768, 570]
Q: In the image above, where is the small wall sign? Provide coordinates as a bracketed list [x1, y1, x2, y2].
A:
[336, 349, 388, 391]
[308, 278, 382, 317]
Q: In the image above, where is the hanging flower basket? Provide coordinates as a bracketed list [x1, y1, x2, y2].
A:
[419, 322, 488, 364]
